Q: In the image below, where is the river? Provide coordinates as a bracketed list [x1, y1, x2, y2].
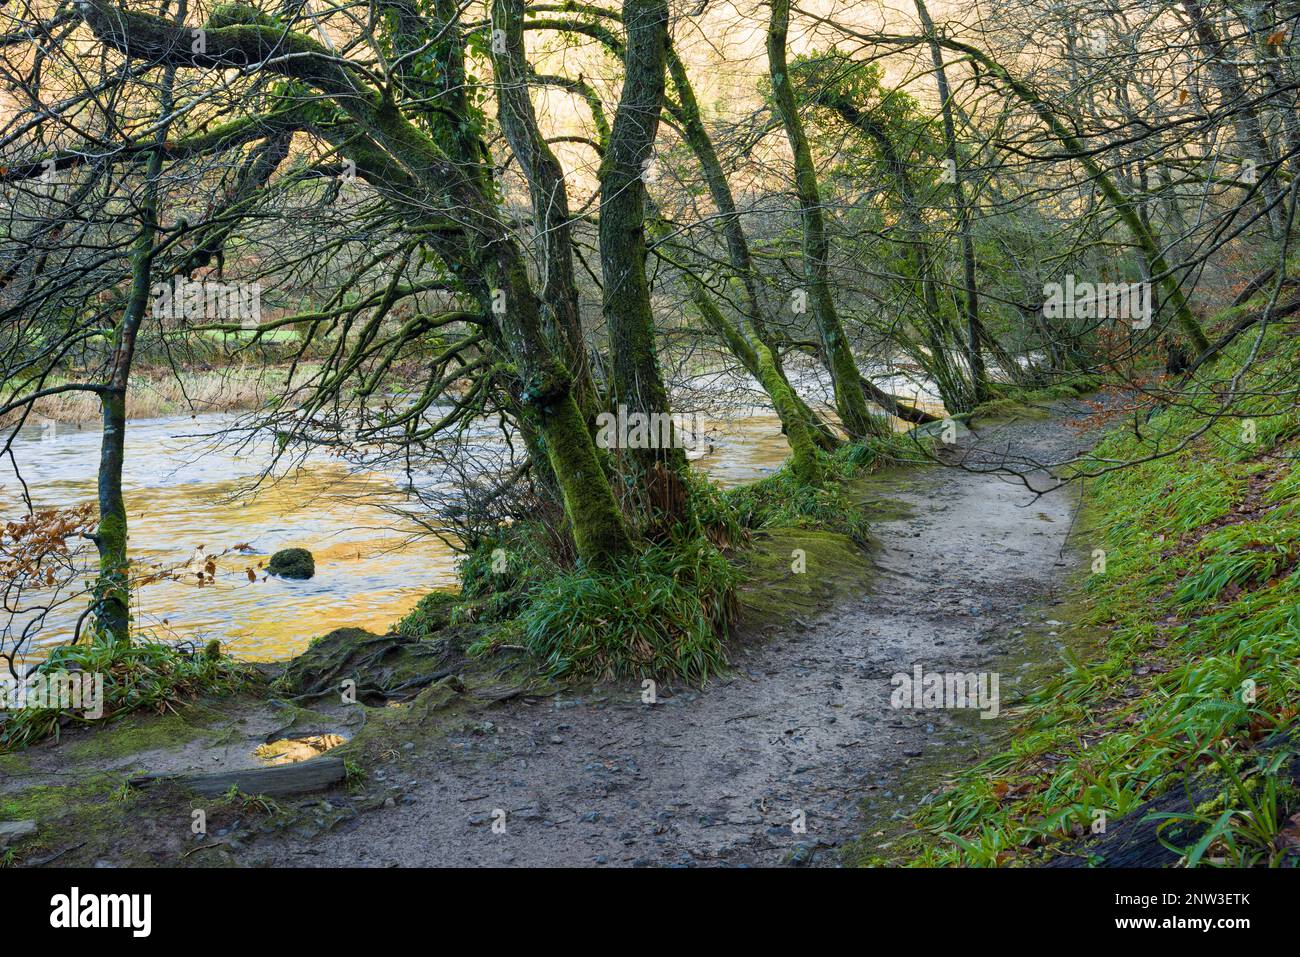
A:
[2, 408, 801, 662]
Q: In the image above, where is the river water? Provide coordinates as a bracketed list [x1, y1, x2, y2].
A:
[1, 409, 802, 662]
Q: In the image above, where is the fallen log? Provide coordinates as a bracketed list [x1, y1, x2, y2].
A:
[128, 757, 345, 798]
[861, 380, 942, 425]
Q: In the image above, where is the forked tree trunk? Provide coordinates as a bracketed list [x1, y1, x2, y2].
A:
[490, 0, 598, 417]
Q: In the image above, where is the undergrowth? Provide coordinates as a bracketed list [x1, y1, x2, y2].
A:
[0, 635, 248, 752]
[702, 431, 918, 544]
[522, 537, 738, 684]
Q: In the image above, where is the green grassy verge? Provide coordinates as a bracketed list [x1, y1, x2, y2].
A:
[1, 637, 249, 753]
[875, 318, 1300, 867]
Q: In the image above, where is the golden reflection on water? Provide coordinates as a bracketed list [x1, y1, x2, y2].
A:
[4, 412, 796, 663]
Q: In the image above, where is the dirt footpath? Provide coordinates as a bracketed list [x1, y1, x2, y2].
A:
[235, 402, 1100, 867]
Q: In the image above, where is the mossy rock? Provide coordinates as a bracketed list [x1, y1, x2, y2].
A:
[268, 547, 315, 580]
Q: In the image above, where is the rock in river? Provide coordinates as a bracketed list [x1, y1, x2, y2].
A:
[268, 547, 316, 580]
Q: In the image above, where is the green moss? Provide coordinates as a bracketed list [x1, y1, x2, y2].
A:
[755, 341, 822, 485]
[0, 752, 30, 776]
[969, 374, 1102, 425]
[735, 527, 873, 629]
[0, 773, 120, 822]
[267, 547, 315, 580]
[1, 637, 249, 752]
[207, 3, 279, 28]
[708, 435, 912, 543]
[63, 709, 211, 762]
[396, 590, 460, 638]
[537, 387, 634, 567]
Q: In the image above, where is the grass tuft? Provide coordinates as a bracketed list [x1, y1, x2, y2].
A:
[521, 539, 738, 684]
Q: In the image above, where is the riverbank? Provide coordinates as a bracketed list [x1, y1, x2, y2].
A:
[0, 363, 297, 428]
[2, 394, 1107, 867]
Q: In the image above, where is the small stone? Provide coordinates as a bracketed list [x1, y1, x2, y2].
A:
[0, 820, 37, 849]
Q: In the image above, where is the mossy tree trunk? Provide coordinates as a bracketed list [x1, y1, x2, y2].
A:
[522, 28, 829, 483]
[598, 0, 694, 529]
[93, 388, 130, 644]
[767, 0, 885, 440]
[490, 0, 598, 417]
[93, 52, 181, 643]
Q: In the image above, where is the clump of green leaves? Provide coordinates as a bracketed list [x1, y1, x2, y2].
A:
[395, 590, 460, 639]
